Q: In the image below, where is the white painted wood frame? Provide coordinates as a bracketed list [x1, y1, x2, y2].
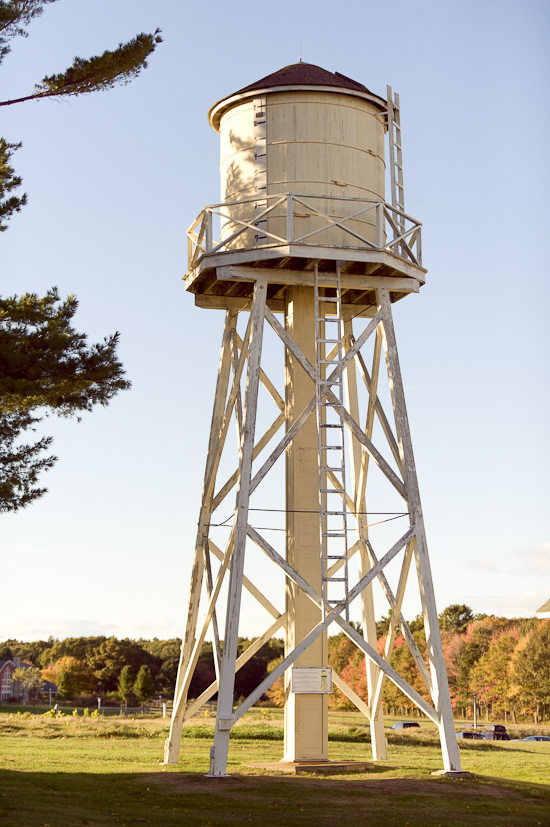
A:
[166, 277, 461, 776]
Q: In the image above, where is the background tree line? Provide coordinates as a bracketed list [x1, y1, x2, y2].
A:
[317, 607, 550, 724]
[2, 607, 549, 721]
[0, 635, 285, 707]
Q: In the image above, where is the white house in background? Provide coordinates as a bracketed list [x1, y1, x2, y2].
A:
[536, 599, 550, 618]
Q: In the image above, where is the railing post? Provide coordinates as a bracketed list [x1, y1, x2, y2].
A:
[376, 202, 384, 249]
[286, 194, 293, 243]
[205, 210, 213, 253]
[188, 234, 193, 270]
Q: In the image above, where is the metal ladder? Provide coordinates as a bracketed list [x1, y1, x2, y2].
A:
[314, 264, 350, 622]
[253, 96, 268, 245]
[387, 86, 406, 252]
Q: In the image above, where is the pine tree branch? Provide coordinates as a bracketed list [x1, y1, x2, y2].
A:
[0, 138, 28, 229]
[0, 0, 58, 64]
[0, 28, 163, 106]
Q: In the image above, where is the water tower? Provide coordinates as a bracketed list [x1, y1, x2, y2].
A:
[164, 63, 461, 776]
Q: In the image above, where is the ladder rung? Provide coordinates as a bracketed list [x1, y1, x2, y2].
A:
[315, 267, 349, 571]
[323, 577, 347, 583]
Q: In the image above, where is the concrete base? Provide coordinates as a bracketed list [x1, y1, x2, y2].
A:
[431, 770, 476, 779]
[244, 760, 374, 775]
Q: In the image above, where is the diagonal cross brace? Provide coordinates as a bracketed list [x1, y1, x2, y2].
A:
[265, 305, 407, 499]
[230, 525, 426, 724]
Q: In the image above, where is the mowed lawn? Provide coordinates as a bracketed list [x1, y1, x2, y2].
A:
[1, 713, 550, 826]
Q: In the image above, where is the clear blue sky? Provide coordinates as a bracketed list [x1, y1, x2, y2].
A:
[1, 0, 549, 642]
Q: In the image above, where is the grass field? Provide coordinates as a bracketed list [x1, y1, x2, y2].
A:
[1, 710, 549, 826]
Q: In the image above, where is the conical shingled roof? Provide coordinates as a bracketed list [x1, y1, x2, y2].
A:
[208, 62, 385, 131]
[233, 62, 375, 96]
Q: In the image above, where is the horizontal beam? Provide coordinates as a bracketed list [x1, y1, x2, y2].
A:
[185, 246, 426, 292]
[216, 264, 420, 293]
[194, 295, 286, 312]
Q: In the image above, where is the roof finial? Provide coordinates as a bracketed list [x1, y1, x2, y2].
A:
[299, 44, 302, 63]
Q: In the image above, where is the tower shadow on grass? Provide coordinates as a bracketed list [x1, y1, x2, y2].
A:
[2, 768, 550, 827]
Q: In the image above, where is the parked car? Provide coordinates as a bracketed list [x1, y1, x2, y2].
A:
[482, 724, 510, 741]
[515, 735, 550, 742]
[391, 721, 420, 729]
[483, 731, 511, 741]
[456, 731, 485, 740]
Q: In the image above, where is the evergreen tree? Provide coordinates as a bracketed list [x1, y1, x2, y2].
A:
[0, 289, 130, 511]
[0, 408, 55, 511]
[1, 4, 161, 504]
[439, 604, 474, 635]
[0, 1, 161, 230]
[0, 2, 161, 107]
[0, 289, 130, 415]
[0, 138, 27, 231]
[117, 665, 135, 708]
[56, 667, 75, 701]
[39, 636, 107, 668]
[2, 637, 53, 665]
[87, 638, 158, 693]
[133, 665, 155, 704]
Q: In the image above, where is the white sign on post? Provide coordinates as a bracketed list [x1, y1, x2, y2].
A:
[290, 667, 333, 694]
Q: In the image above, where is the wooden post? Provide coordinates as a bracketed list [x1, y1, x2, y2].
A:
[283, 284, 328, 762]
[343, 320, 387, 760]
[164, 311, 237, 765]
[209, 279, 268, 776]
[377, 287, 461, 773]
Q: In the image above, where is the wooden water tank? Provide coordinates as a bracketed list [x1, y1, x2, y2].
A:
[209, 63, 387, 250]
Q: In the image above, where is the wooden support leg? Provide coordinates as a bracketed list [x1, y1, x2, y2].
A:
[164, 311, 237, 765]
[209, 280, 268, 777]
[284, 284, 328, 763]
[358, 551, 387, 759]
[343, 320, 387, 760]
[377, 288, 461, 773]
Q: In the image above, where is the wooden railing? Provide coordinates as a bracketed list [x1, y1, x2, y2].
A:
[187, 193, 422, 271]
